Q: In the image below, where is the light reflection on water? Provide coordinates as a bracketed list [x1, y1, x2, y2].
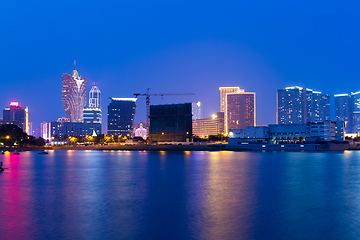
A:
[1, 151, 360, 239]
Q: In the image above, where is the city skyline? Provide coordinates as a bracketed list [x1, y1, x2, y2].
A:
[1, 0, 359, 129]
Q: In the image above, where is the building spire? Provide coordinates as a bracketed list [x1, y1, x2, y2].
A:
[74, 60, 76, 70]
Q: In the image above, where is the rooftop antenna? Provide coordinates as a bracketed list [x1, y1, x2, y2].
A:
[74, 60, 76, 70]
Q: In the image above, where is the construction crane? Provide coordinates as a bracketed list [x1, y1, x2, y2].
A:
[134, 88, 195, 126]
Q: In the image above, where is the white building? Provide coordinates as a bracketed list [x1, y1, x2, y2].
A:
[229, 120, 345, 145]
[191, 102, 203, 120]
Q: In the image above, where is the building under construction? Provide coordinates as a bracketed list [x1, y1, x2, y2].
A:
[149, 103, 192, 142]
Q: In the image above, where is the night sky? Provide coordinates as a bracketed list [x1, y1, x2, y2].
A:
[1, 0, 359, 131]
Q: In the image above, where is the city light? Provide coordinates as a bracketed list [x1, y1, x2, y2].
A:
[9, 102, 19, 107]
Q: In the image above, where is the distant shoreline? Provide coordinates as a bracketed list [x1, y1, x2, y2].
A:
[1, 144, 358, 152]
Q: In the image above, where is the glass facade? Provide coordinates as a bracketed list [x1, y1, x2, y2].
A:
[335, 94, 351, 132]
[107, 98, 136, 136]
[277, 86, 330, 124]
[83, 107, 102, 124]
[62, 63, 87, 122]
[2, 103, 27, 132]
[219, 87, 243, 134]
[226, 92, 255, 132]
[192, 112, 224, 138]
[149, 103, 192, 142]
[191, 101, 203, 120]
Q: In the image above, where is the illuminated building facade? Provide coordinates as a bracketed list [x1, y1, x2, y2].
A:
[1, 102, 29, 133]
[49, 122, 101, 138]
[335, 91, 360, 133]
[277, 86, 330, 124]
[89, 84, 101, 108]
[83, 108, 102, 124]
[84, 84, 102, 125]
[335, 94, 352, 132]
[41, 121, 50, 141]
[134, 123, 148, 139]
[62, 62, 87, 122]
[107, 98, 137, 136]
[191, 102, 203, 120]
[351, 91, 360, 133]
[149, 103, 192, 142]
[192, 112, 224, 138]
[219, 87, 242, 134]
[229, 120, 345, 144]
[226, 91, 255, 132]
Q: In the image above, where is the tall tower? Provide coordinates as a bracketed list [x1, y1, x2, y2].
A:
[89, 83, 101, 108]
[219, 87, 243, 134]
[226, 91, 256, 132]
[62, 61, 87, 122]
[277, 86, 330, 125]
[335, 94, 351, 132]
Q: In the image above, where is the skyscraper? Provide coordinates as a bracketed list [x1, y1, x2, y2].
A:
[149, 103, 192, 142]
[191, 101, 203, 120]
[351, 91, 360, 133]
[62, 61, 87, 122]
[2, 102, 29, 133]
[83, 83, 102, 124]
[226, 91, 255, 132]
[107, 98, 137, 136]
[335, 94, 351, 132]
[219, 87, 243, 134]
[277, 86, 330, 124]
[89, 83, 101, 108]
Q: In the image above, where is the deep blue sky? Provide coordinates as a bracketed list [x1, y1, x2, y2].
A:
[1, 0, 359, 131]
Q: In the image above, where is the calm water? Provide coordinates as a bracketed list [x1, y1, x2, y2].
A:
[0, 150, 360, 239]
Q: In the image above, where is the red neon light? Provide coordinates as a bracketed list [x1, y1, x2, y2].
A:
[9, 102, 19, 107]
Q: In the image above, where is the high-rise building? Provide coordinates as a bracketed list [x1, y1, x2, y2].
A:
[219, 87, 242, 133]
[335, 94, 351, 132]
[107, 98, 137, 136]
[149, 103, 192, 142]
[83, 108, 102, 124]
[226, 91, 255, 132]
[62, 61, 87, 122]
[351, 91, 360, 133]
[277, 86, 330, 124]
[83, 84, 102, 124]
[192, 112, 224, 138]
[191, 101, 203, 120]
[1, 102, 29, 133]
[89, 83, 101, 108]
[306, 89, 330, 122]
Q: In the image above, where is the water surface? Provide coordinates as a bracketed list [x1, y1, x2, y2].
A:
[0, 150, 360, 239]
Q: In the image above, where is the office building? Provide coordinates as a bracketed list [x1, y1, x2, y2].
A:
[89, 83, 101, 108]
[219, 87, 242, 134]
[48, 122, 101, 139]
[149, 103, 192, 142]
[351, 91, 360, 133]
[62, 61, 87, 122]
[226, 91, 256, 132]
[1, 102, 29, 133]
[277, 86, 330, 124]
[335, 94, 351, 132]
[83, 108, 102, 124]
[192, 112, 224, 138]
[229, 120, 345, 144]
[191, 102, 203, 120]
[107, 98, 137, 136]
